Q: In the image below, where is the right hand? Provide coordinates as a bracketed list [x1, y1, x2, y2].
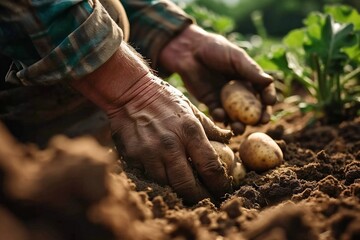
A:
[109, 73, 233, 204]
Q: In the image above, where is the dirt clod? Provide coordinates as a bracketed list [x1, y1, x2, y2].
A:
[1, 114, 360, 240]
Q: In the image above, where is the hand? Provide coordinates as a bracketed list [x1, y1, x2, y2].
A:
[71, 43, 232, 204]
[110, 74, 233, 204]
[159, 24, 277, 135]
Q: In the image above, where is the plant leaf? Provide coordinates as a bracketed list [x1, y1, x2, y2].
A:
[304, 15, 357, 73]
[283, 28, 306, 49]
[324, 5, 360, 64]
[324, 5, 360, 30]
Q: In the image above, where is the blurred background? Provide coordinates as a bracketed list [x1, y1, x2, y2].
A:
[169, 0, 360, 120]
[172, 0, 359, 36]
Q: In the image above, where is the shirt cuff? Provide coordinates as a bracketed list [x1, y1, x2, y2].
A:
[13, 0, 123, 86]
[127, 1, 193, 71]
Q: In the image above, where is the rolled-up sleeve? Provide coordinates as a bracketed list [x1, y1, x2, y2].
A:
[0, 0, 123, 85]
[122, 0, 193, 69]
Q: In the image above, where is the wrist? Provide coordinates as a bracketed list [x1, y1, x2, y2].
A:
[70, 43, 151, 113]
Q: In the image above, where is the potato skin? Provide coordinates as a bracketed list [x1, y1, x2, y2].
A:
[232, 161, 246, 187]
[210, 141, 235, 173]
[239, 132, 283, 172]
[221, 81, 262, 125]
[210, 141, 247, 187]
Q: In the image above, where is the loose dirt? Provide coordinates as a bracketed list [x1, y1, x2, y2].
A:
[0, 108, 359, 239]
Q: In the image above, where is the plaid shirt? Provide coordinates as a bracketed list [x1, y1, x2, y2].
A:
[0, 0, 192, 86]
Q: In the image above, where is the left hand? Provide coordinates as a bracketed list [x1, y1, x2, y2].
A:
[159, 24, 277, 134]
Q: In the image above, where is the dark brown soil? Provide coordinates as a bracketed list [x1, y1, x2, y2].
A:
[0, 107, 359, 239]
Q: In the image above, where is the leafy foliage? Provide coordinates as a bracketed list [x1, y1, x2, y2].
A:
[183, 3, 235, 35]
[258, 5, 360, 123]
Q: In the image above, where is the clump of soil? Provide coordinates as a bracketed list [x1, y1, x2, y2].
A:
[0, 113, 359, 240]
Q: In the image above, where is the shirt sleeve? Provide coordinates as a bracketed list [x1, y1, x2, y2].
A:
[0, 0, 123, 85]
[121, 0, 193, 70]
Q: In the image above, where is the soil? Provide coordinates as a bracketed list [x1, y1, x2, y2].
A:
[0, 104, 359, 240]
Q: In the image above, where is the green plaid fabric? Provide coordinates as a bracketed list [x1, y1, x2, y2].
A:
[122, 0, 192, 68]
[0, 0, 192, 85]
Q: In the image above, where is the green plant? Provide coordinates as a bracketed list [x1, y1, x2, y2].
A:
[258, 5, 360, 123]
[183, 3, 235, 35]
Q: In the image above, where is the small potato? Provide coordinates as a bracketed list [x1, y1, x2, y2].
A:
[239, 132, 283, 172]
[210, 141, 235, 173]
[221, 81, 262, 125]
[232, 161, 246, 187]
[210, 141, 246, 187]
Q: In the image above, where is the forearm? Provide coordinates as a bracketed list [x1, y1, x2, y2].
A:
[70, 42, 151, 115]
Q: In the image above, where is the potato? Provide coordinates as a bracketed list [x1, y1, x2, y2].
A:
[232, 161, 246, 187]
[221, 81, 262, 125]
[210, 141, 246, 187]
[210, 141, 235, 173]
[239, 132, 283, 172]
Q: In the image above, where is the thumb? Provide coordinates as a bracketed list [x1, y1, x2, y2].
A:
[195, 35, 273, 88]
[189, 103, 233, 143]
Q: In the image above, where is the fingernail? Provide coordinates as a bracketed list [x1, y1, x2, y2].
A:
[261, 72, 274, 82]
[218, 128, 234, 143]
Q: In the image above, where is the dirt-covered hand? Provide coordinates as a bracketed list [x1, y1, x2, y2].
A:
[71, 43, 232, 204]
[159, 24, 276, 135]
[109, 73, 233, 204]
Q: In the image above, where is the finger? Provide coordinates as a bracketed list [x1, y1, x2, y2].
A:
[180, 119, 232, 199]
[189, 103, 233, 143]
[113, 133, 167, 183]
[162, 137, 210, 204]
[195, 38, 273, 88]
[261, 82, 277, 105]
[136, 138, 169, 185]
[230, 48, 274, 87]
[142, 155, 168, 186]
[260, 106, 272, 124]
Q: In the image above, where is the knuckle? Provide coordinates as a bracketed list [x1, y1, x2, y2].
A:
[160, 134, 178, 150]
[182, 119, 202, 139]
[212, 33, 227, 43]
[127, 144, 154, 160]
[237, 47, 247, 55]
[198, 157, 223, 176]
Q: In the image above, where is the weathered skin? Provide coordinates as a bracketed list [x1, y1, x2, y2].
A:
[159, 24, 277, 135]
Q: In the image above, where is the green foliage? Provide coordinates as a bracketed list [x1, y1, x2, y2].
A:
[183, 3, 235, 35]
[259, 5, 360, 123]
[188, 0, 360, 37]
[172, 1, 359, 122]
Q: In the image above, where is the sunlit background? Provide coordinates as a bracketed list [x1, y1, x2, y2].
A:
[172, 0, 359, 36]
[168, 0, 360, 118]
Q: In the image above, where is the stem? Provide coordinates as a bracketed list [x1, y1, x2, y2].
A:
[326, 73, 342, 122]
[251, 10, 267, 39]
[334, 73, 342, 111]
[294, 75, 317, 96]
[336, 74, 341, 104]
[313, 54, 324, 103]
[341, 67, 360, 84]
